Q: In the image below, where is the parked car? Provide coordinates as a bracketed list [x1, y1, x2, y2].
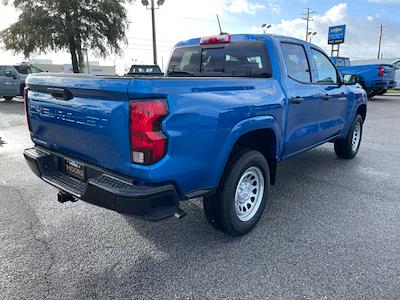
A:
[331, 57, 396, 97]
[349, 58, 400, 90]
[126, 65, 164, 76]
[0, 64, 43, 101]
[23, 34, 367, 236]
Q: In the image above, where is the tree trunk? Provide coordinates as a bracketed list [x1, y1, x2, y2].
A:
[68, 38, 80, 73]
[77, 42, 85, 73]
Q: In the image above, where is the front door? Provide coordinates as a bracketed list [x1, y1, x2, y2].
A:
[310, 49, 348, 139]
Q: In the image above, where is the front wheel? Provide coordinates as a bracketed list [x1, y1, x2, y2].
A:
[203, 149, 269, 236]
[334, 114, 363, 159]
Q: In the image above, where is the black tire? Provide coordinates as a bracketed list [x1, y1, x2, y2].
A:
[366, 90, 376, 98]
[20, 84, 25, 96]
[2, 96, 13, 102]
[375, 89, 387, 96]
[203, 149, 269, 236]
[358, 79, 375, 98]
[334, 114, 363, 159]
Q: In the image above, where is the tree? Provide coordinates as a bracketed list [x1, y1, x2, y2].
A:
[1, 0, 133, 73]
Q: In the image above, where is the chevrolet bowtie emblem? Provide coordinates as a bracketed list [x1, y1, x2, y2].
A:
[331, 28, 342, 33]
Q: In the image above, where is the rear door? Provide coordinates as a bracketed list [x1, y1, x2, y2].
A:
[280, 42, 322, 156]
[310, 48, 348, 139]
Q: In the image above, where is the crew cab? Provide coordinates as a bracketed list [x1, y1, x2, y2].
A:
[331, 57, 396, 98]
[23, 34, 367, 236]
[0, 64, 43, 101]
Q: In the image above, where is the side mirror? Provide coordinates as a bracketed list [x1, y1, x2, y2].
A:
[343, 74, 359, 85]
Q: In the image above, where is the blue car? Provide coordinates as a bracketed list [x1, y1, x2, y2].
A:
[24, 34, 367, 236]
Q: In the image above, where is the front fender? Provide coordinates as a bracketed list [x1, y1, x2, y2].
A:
[212, 115, 282, 186]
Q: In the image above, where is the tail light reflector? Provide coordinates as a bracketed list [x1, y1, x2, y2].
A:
[130, 100, 168, 165]
[378, 66, 385, 77]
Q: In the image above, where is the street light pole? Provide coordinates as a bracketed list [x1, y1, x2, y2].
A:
[141, 0, 165, 65]
[150, 0, 157, 65]
[377, 24, 383, 59]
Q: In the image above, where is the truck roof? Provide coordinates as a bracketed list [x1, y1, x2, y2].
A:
[175, 33, 309, 48]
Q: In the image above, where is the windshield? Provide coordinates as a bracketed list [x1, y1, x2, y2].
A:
[167, 41, 272, 78]
[14, 65, 43, 74]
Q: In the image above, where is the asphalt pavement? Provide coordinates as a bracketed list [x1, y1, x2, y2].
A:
[1, 96, 399, 299]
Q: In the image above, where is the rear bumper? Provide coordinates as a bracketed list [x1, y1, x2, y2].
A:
[24, 147, 182, 221]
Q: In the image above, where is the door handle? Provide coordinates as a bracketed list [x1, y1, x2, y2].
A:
[290, 96, 304, 104]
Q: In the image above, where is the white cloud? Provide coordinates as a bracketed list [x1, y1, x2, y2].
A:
[1, 1, 400, 72]
[227, 0, 265, 15]
[265, 0, 281, 14]
[252, 3, 400, 60]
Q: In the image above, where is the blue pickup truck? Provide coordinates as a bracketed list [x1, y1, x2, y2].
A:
[23, 34, 367, 236]
[331, 57, 396, 98]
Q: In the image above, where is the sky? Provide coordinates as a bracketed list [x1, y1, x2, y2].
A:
[0, 0, 399, 74]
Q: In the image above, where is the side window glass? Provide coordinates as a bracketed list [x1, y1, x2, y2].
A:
[0, 66, 4, 76]
[281, 43, 311, 83]
[4, 66, 14, 75]
[312, 49, 338, 84]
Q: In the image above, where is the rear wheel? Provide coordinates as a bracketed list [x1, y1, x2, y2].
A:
[203, 149, 269, 236]
[20, 84, 25, 96]
[2, 96, 13, 102]
[366, 90, 376, 98]
[334, 114, 363, 159]
[375, 89, 387, 96]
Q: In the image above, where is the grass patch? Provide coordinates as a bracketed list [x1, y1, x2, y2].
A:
[387, 89, 400, 94]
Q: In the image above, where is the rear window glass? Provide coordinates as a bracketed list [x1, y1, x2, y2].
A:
[129, 66, 162, 74]
[167, 42, 271, 78]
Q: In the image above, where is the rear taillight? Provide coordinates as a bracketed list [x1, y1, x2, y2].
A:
[378, 66, 385, 77]
[130, 100, 168, 165]
[23, 87, 32, 132]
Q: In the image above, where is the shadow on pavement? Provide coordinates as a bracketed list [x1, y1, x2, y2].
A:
[72, 146, 377, 298]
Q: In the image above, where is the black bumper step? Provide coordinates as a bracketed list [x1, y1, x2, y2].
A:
[24, 147, 182, 220]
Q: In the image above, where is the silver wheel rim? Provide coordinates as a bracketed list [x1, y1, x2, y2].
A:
[234, 167, 265, 222]
[352, 122, 361, 152]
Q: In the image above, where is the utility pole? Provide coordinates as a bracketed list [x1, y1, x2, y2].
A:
[302, 8, 315, 42]
[377, 24, 383, 59]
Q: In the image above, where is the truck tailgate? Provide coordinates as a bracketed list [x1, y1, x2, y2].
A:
[26, 74, 133, 176]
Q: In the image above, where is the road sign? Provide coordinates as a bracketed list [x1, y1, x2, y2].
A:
[328, 25, 346, 44]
